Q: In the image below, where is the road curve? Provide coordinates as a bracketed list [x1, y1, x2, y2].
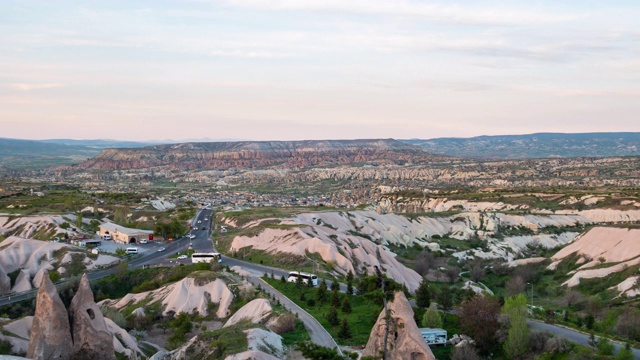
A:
[527, 319, 640, 357]
[245, 276, 343, 355]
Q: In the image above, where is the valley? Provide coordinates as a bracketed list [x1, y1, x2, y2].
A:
[1, 136, 639, 360]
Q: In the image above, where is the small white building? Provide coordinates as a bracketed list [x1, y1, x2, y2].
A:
[98, 222, 152, 244]
[419, 328, 447, 346]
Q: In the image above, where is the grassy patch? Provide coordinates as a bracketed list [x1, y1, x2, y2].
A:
[281, 319, 312, 345]
[195, 322, 253, 357]
[264, 277, 381, 346]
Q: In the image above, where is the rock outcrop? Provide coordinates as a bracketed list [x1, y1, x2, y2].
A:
[0, 267, 10, 295]
[224, 298, 272, 327]
[26, 275, 74, 360]
[362, 291, 435, 360]
[69, 274, 116, 360]
[11, 269, 32, 293]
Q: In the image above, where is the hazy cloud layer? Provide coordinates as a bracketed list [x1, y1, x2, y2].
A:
[1, 0, 639, 141]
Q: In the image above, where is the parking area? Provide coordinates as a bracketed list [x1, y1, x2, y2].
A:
[94, 239, 163, 254]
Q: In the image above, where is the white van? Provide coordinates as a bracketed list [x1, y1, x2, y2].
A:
[103, 234, 112, 241]
[126, 247, 138, 254]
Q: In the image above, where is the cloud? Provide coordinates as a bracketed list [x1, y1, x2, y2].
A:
[222, 0, 586, 26]
[10, 83, 65, 91]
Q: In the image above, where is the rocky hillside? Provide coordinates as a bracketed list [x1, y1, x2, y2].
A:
[73, 139, 445, 171]
[404, 132, 640, 159]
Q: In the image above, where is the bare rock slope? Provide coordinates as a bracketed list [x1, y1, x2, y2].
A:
[362, 291, 435, 360]
[99, 273, 234, 318]
[550, 227, 640, 289]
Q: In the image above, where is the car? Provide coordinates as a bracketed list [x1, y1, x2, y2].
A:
[157, 247, 166, 252]
[140, 239, 148, 244]
[197, 220, 202, 224]
[188, 234, 196, 239]
[177, 255, 188, 260]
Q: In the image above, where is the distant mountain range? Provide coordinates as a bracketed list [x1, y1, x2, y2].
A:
[74, 139, 436, 171]
[402, 132, 640, 159]
[0, 138, 152, 170]
[1, 132, 638, 171]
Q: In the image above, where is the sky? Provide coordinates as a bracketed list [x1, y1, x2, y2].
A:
[1, 1, 639, 141]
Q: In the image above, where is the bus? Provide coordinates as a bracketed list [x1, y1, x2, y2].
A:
[287, 271, 318, 286]
[191, 252, 222, 263]
[125, 247, 138, 254]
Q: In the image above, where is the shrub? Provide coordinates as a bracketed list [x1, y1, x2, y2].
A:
[596, 338, 614, 356]
[451, 344, 481, 360]
[543, 336, 571, 354]
[271, 313, 297, 334]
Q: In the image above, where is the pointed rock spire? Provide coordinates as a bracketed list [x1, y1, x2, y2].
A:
[363, 291, 436, 360]
[69, 273, 116, 360]
[27, 273, 73, 360]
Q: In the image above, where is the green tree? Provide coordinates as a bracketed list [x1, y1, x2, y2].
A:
[596, 338, 614, 356]
[114, 207, 127, 225]
[346, 270, 354, 295]
[317, 279, 328, 303]
[422, 303, 442, 328]
[49, 270, 61, 283]
[280, 274, 286, 283]
[616, 343, 634, 360]
[296, 273, 305, 288]
[75, 211, 83, 229]
[330, 280, 339, 292]
[332, 288, 341, 308]
[326, 306, 340, 326]
[437, 286, 454, 311]
[415, 277, 431, 309]
[337, 318, 352, 340]
[503, 294, 530, 359]
[88, 219, 100, 233]
[116, 261, 128, 281]
[585, 314, 595, 330]
[341, 296, 352, 313]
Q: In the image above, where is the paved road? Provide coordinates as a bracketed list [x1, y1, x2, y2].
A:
[245, 276, 342, 355]
[0, 209, 210, 307]
[528, 319, 640, 357]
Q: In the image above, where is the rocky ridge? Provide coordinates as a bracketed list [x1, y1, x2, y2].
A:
[73, 139, 443, 171]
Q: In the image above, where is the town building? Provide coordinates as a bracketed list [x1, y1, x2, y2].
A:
[98, 222, 152, 244]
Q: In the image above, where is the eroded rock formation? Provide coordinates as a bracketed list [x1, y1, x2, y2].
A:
[0, 266, 10, 295]
[69, 274, 116, 360]
[362, 291, 435, 360]
[26, 275, 73, 360]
